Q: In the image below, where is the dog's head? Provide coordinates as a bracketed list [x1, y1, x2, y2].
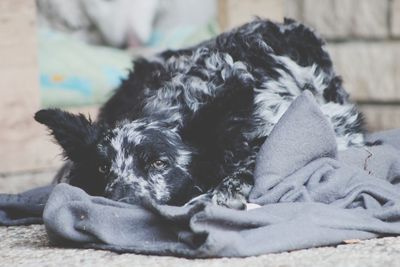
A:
[35, 109, 195, 205]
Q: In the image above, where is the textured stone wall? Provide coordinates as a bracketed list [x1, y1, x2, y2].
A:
[218, 0, 284, 30]
[285, 0, 400, 131]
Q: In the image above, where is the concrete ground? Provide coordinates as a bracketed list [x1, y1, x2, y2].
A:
[1, 171, 400, 267]
[2, 225, 400, 267]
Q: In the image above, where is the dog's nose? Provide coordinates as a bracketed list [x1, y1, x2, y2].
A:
[104, 183, 124, 200]
[104, 182, 141, 204]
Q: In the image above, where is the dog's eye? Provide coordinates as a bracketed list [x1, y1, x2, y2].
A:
[151, 160, 167, 169]
[98, 164, 110, 174]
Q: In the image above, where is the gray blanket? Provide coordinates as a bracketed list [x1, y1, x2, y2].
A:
[3, 91, 400, 257]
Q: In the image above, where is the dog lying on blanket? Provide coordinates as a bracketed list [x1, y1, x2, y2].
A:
[34, 19, 365, 209]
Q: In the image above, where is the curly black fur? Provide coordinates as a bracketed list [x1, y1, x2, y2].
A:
[35, 19, 365, 208]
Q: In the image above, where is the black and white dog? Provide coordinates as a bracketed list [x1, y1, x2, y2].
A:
[35, 19, 365, 209]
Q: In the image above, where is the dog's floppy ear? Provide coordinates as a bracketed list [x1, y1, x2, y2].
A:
[34, 109, 101, 162]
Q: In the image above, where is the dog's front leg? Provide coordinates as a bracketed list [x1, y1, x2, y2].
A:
[209, 170, 254, 210]
[184, 170, 254, 210]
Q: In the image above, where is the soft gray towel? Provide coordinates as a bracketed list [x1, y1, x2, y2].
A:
[0, 186, 53, 225]
[39, 91, 400, 257]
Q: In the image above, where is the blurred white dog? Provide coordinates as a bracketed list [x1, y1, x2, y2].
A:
[37, 0, 159, 47]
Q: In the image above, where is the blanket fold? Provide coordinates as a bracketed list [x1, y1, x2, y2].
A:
[2, 90, 400, 257]
[0, 186, 53, 225]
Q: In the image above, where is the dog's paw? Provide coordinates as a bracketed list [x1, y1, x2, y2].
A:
[184, 191, 248, 210]
[184, 193, 212, 207]
[209, 174, 253, 210]
[211, 190, 248, 210]
[184, 173, 254, 210]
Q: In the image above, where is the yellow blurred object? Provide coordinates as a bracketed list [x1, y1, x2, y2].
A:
[51, 74, 64, 83]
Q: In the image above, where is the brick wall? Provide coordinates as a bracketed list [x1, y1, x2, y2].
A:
[286, 0, 400, 131]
